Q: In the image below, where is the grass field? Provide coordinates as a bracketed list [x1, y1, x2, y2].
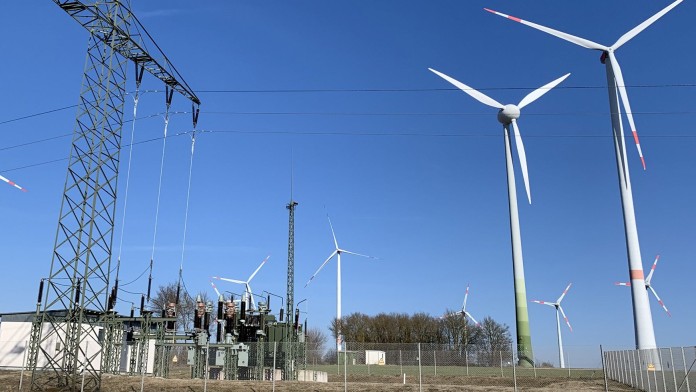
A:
[0, 369, 637, 391]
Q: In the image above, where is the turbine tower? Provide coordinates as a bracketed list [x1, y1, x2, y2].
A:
[30, 2, 199, 391]
[532, 283, 573, 368]
[485, 0, 682, 354]
[429, 68, 570, 366]
[305, 214, 376, 352]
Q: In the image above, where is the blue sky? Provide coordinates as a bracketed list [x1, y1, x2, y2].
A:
[1, 1, 694, 367]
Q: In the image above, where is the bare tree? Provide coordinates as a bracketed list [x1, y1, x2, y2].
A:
[150, 282, 209, 332]
[474, 316, 512, 366]
[305, 328, 327, 364]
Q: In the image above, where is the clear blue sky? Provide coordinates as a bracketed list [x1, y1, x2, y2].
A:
[1, 1, 694, 367]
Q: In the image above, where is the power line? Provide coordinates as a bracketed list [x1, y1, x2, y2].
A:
[4, 128, 696, 175]
[194, 83, 696, 94]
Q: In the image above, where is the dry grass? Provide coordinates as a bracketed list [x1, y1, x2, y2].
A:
[0, 369, 636, 391]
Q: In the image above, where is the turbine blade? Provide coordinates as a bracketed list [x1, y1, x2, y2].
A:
[209, 281, 222, 298]
[0, 174, 28, 192]
[428, 68, 504, 109]
[305, 250, 338, 287]
[648, 286, 671, 317]
[532, 300, 556, 308]
[557, 282, 572, 304]
[611, 0, 683, 50]
[465, 311, 479, 326]
[341, 249, 378, 259]
[211, 276, 246, 285]
[511, 120, 531, 204]
[558, 305, 573, 332]
[327, 213, 339, 249]
[246, 283, 255, 308]
[484, 8, 609, 51]
[607, 52, 646, 170]
[615, 282, 631, 286]
[518, 73, 570, 109]
[462, 284, 470, 312]
[645, 254, 660, 285]
[248, 255, 270, 282]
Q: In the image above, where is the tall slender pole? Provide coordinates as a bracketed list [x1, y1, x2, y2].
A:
[556, 308, 565, 368]
[503, 126, 534, 367]
[604, 60, 657, 355]
[336, 252, 342, 353]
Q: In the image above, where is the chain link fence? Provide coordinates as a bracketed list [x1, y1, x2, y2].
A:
[117, 342, 696, 391]
[604, 346, 696, 392]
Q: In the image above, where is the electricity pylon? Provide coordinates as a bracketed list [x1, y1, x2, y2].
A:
[28, 2, 199, 391]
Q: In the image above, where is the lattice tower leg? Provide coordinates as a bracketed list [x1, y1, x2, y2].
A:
[29, 1, 129, 391]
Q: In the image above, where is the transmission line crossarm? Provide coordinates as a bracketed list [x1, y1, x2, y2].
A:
[53, 0, 200, 106]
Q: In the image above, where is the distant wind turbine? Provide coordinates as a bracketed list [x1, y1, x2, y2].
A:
[212, 255, 270, 309]
[449, 284, 479, 326]
[1, 174, 27, 192]
[532, 283, 573, 368]
[429, 67, 569, 367]
[485, 0, 683, 353]
[616, 255, 671, 317]
[305, 214, 377, 351]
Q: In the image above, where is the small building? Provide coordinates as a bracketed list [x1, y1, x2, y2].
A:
[365, 350, 385, 365]
[0, 310, 103, 370]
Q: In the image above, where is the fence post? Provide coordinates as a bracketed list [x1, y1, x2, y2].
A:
[203, 340, 209, 392]
[658, 349, 667, 392]
[669, 348, 678, 392]
[19, 340, 28, 392]
[344, 351, 347, 392]
[418, 343, 422, 392]
[533, 356, 537, 378]
[465, 347, 469, 376]
[680, 347, 690, 392]
[434, 350, 437, 377]
[567, 351, 570, 378]
[81, 341, 89, 392]
[272, 341, 277, 392]
[512, 344, 517, 392]
[399, 349, 403, 378]
[600, 345, 609, 392]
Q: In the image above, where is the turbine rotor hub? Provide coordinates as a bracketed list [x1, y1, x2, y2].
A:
[497, 104, 520, 124]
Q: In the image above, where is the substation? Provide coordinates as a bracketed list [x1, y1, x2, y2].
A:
[0, 1, 308, 391]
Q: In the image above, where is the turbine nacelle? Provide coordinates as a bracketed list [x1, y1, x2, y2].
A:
[497, 104, 521, 125]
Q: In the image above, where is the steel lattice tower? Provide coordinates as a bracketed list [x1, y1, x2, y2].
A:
[28, 2, 199, 391]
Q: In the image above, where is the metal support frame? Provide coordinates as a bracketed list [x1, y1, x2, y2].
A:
[285, 199, 298, 379]
[29, 2, 200, 391]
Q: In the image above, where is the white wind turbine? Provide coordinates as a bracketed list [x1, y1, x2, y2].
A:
[212, 255, 270, 310]
[305, 214, 376, 351]
[485, 0, 683, 352]
[532, 283, 573, 368]
[1, 174, 27, 192]
[429, 67, 569, 366]
[453, 284, 479, 326]
[616, 255, 671, 317]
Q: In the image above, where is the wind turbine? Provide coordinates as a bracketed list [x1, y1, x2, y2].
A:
[532, 283, 573, 368]
[1, 174, 27, 192]
[616, 255, 671, 317]
[485, 0, 682, 352]
[452, 284, 479, 326]
[305, 214, 376, 351]
[429, 67, 569, 366]
[212, 255, 269, 310]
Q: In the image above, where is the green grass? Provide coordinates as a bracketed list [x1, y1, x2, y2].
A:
[303, 363, 605, 379]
